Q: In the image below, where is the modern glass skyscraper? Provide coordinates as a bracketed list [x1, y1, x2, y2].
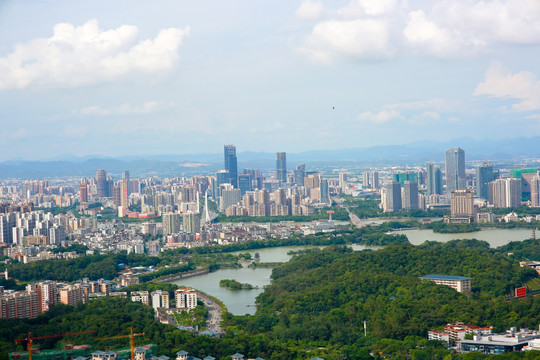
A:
[224, 145, 238, 188]
[445, 148, 466, 195]
[96, 169, 108, 197]
[276, 152, 287, 183]
[426, 162, 443, 196]
[476, 161, 498, 200]
[294, 163, 305, 186]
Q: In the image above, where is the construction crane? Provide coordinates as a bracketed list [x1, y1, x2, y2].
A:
[97, 327, 145, 360]
[14, 330, 97, 360]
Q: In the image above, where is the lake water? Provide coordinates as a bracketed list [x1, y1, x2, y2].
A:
[171, 229, 533, 315]
[393, 228, 533, 248]
[171, 244, 378, 315]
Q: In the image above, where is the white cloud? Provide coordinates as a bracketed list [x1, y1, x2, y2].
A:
[0, 19, 190, 90]
[340, 0, 397, 17]
[404, 0, 540, 57]
[79, 101, 163, 116]
[357, 109, 403, 124]
[296, 0, 324, 19]
[301, 19, 394, 62]
[474, 62, 540, 111]
[299, 0, 540, 61]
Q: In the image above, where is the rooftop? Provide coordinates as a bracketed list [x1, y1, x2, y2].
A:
[420, 274, 470, 281]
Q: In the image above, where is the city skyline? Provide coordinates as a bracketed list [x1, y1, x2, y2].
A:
[0, 1, 540, 160]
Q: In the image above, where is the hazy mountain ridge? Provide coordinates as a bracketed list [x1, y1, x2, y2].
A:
[1, 137, 539, 179]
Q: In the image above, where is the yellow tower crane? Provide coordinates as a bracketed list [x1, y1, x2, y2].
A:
[97, 327, 145, 360]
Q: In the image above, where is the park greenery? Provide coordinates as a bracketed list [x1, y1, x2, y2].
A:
[219, 279, 257, 290]
[223, 240, 539, 355]
[3, 253, 161, 283]
[2, 239, 540, 359]
[173, 303, 208, 329]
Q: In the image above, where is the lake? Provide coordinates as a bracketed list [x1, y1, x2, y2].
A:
[393, 228, 534, 248]
[171, 244, 378, 315]
[171, 229, 533, 315]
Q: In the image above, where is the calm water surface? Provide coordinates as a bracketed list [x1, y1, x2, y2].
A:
[171, 244, 378, 315]
[172, 229, 532, 315]
[394, 228, 533, 247]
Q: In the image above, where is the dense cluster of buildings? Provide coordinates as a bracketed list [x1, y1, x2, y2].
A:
[0, 280, 87, 319]
[379, 148, 540, 223]
[428, 323, 540, 355]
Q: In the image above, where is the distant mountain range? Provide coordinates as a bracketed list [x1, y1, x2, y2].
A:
[1, 136, 539, 179]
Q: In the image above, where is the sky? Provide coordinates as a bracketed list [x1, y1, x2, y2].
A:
[0, 0, 540, 161]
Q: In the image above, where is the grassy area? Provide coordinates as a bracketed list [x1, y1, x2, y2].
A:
[527, 278, 540, 291]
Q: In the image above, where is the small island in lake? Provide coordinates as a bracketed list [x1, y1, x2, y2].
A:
[219, 279, 258, 290]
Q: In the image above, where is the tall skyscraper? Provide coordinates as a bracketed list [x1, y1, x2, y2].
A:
[339, 172, 348, 192]
[276, 152, 287, 183]
[96, 169, 108, 197]
[80, 179, 88, 203]
[224, 145, 238, 188]
[403, 181, 419, 210]
[294, 163, 305, 186]
[371, 171, 380, 189]
[476, 161, 498, 200]
[426, 162, 443, 196]
[320, 179, 330, 205]
[445, 148, 466, 195]
[382, 182, 402, 212]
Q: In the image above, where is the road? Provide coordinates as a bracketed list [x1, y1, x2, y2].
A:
[197, 292, 223, 333]
[347, 207, 365, 228]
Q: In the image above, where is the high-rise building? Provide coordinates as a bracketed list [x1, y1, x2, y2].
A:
[80, 179, 88, 203]
[476, 161, 498, 200]
[151, 290, 170, 311]
[294, 164, 305, 186]
[175, 288, 197, 310]
[220, 188, 241, 212]
[371, 171, 380, 189]
[426, 162, 443, 196]
[403, 181, 419, 210]
[449, 189, 475, 222]
[510, 168, 538, 201]
[490, 178, 522, 208]
[96, 169, 108, 197]
[393, 173, 418, 186]
[49, 225, 65, 244]
[162, 213, 181, 235]
[320, 179, 330, 205]
[445, 148, 466, 195]
[382, 182, 402, 212]
[224, 145, 238, 188]
[362, 172, 370, 189]
[238, 174, 251, 195]
[339, 172, 348, 192]
[531, 173, 540, 207]
[214, 170, 230, 198]
[182, 212, 200, 234]
[276, 152, 287, 183]
[59, 283, 87, 307]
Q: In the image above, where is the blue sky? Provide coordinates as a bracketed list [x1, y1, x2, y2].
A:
[0, 0, 539, 160]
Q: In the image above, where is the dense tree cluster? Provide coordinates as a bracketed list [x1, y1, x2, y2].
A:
[225, 240, 539, 345]
[5, 254, 161, 282]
